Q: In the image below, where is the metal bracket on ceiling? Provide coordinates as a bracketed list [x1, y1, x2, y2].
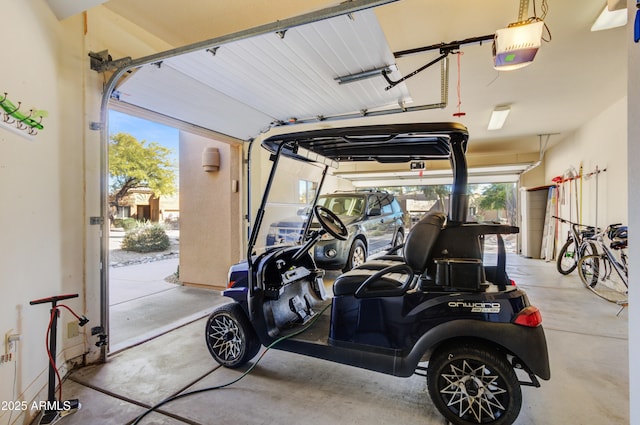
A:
[88, 50, 132, 73]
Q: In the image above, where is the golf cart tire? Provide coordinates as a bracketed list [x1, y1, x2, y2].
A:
[427, 343, 521, 425]
[205, 303, 261, 368]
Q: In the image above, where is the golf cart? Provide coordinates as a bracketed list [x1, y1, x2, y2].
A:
[205, 123, 550, 425]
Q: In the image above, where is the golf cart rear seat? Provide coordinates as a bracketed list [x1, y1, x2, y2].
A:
[332, 212, 445, 297]
[332, 213, 519, 297]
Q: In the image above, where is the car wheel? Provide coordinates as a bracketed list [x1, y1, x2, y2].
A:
[343, 239, 367, 272]
[205, 303, 260, 368]
[427, 344, 521, 425]
[393, 229, 404, 246]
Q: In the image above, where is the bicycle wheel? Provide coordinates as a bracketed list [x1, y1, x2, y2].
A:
[578, 254, 628, 304]
[577, 254, 599, 288]
[557, 239, 577, 274]
[581, 241, 598, 258]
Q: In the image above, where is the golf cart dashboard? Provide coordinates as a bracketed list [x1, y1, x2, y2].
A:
[257, 247, 320, 300]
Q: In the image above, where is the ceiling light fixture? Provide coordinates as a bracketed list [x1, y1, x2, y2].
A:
[591, 5, 627, 32]
[493, 0, 548, 71]
[488, 105, 511, 130]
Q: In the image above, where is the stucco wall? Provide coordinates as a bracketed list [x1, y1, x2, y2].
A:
[179, 133, 243, 287]
[544, 97, 627, 231]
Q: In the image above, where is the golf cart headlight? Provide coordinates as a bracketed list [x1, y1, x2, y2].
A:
[321, 232, 335, 241]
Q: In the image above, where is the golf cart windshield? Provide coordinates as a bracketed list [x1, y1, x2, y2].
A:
[253, 154, 326, 252]
[248, 122, 469, 257]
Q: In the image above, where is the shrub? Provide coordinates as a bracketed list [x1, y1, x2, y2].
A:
[121, 223, 170, 253]
[122, 217, 138, 231]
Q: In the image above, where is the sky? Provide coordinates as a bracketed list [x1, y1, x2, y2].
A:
[108, 110, 179, 164]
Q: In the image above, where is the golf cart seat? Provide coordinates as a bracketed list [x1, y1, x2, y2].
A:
[332, 212, 446, 297]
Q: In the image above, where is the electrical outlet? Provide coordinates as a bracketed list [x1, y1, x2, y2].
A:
[6, 334, 20, 353]
[67, 321, 79, 339]
[4, 329, 13, 354]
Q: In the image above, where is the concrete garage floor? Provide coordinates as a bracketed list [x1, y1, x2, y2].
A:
[108, 258, 224, 353]
[58, 254, 628, 425]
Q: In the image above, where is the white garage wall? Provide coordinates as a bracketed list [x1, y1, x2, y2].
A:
[0, 2, 89, 419]
[544, 97, 628, 231]
[0, 3, 179, 423]
[626, 0, 639, 421]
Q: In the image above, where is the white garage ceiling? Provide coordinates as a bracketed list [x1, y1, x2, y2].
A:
[96, 0, 627, 183]
[113, 8, 411, 140]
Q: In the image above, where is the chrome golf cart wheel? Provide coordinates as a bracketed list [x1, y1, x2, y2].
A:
[427, 344, 521, 425]
[205, 303, 260, 368]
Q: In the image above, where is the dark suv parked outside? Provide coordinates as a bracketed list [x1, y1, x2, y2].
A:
[266, 190, 406, 271]
[314, 191, 405, 271]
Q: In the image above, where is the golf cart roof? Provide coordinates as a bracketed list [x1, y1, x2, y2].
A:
[261, 122, 468, 164]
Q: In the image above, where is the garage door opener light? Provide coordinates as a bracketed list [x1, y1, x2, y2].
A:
[493, 0, 549, 71]
[493, 20, 544, 71]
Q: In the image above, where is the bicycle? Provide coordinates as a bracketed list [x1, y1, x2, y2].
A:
[577, 224, 628, 315]
[553, 216, 598, 275]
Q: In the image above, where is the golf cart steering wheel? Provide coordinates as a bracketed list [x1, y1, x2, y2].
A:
[314, 205, 348, 240]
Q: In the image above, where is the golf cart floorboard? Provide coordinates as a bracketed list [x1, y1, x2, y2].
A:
[280, 298, 332, 345]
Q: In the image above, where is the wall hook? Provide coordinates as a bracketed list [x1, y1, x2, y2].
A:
[5, 100, 21, 116]
[0, 91, 47, 136]
[18, 108, 33, 124]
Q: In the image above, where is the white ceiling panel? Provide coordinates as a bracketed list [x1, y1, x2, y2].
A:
[114, 65, 276, 140]
[114, 9, 410, 140]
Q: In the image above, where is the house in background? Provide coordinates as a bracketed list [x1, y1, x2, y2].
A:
[110, 189, 180, 228]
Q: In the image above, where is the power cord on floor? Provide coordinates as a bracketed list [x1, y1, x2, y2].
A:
[131, 303, 331, 425]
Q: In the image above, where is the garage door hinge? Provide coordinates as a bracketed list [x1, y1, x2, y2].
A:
[91, 326, 108, 348]
[89, 121, 103, 131]
[88, 50, 132, 73]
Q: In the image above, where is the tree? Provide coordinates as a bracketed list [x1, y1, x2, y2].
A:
[478, 184, 507, 211]
[478, 183, 517, 224]
[109, 132, 177, 207]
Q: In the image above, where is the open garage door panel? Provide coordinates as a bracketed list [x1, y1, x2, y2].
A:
[112, 8, 410, 141]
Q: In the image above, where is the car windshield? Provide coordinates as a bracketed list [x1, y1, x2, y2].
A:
[317, 195, 364, 218]
[251, 153, 327, 253]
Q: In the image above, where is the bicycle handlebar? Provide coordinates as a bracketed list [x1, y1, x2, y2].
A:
[551, 216, 595, 229]
[30, 293, 79, 306]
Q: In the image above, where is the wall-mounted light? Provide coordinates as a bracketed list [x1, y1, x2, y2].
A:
[488, 105, 511, 130]
[202, 147, 220, 172]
